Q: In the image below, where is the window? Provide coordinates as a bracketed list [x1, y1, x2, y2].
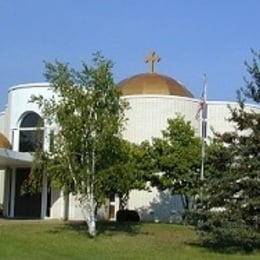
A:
[19, 112, 44, 152]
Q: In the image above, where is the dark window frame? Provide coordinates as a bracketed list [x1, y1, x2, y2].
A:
[18, 112, 44, 152]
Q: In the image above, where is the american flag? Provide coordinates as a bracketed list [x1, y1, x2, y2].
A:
[195, 74, 207, 120]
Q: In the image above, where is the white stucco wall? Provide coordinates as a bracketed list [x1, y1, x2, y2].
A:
[123, 95, 200, 221]
[50, 189, 63, 219]
[207, 101, 260, 137]
[0, 108, 9, 137]
[0, 110, 7, 208]
[128, 187, 185, 222]
[0, 112, 6, 134]
[122, 95, 200, 143]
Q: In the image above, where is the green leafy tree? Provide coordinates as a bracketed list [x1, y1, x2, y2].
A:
[97, 139, 151, 210]
[30, 52, 128, 237]
[198, 50, 260, 251]
[149, 116, 202, 212]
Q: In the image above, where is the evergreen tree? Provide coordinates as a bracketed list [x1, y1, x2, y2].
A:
[198, 50, 260, 251]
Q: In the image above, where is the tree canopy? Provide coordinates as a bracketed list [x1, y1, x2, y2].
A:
[149, 116, 202, 210]
[97, 139, 151, 209]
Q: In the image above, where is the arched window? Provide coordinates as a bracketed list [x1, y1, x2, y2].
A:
[19, 112, 44, 152]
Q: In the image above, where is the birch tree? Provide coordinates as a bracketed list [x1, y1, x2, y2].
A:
[30, 52, 128, 237]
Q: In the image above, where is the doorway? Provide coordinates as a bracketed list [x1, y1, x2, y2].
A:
[14, 168, 41, 218]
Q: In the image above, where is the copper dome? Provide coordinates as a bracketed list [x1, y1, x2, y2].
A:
[0, 132, 12, 149]
[118, 73, 193, 98]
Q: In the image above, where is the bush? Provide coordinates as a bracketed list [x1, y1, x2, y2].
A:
[197, 215, 260, 252]
[116, 210, 140, 222]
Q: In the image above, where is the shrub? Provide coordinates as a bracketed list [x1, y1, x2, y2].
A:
[197, 213, 260, 252]
[116, 210, 140, 222]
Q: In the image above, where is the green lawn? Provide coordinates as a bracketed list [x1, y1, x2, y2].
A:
[0, 221, 259, 259]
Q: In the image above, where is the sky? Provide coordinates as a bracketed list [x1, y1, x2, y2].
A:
[1, 0, 260, 110]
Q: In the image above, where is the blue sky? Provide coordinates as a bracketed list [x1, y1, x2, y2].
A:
[1, 0, 259, 110]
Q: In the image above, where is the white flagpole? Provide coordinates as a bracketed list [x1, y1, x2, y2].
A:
[200, 74, 207, 181]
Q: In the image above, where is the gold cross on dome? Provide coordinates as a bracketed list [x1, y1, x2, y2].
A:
[145, 51, 161, 73]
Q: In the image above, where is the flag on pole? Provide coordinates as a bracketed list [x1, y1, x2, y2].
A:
[195, 74, 207, 121]
[196, 74, 208, 181]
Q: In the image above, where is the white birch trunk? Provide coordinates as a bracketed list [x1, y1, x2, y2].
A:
[80, 196, 97, 237]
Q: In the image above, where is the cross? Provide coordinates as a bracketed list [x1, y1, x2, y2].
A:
[145, 51, 161, 73]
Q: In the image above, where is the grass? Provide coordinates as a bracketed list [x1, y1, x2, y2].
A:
[0, 221, 259, 259]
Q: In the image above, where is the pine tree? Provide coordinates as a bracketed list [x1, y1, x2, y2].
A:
[198, 50, 260, 251]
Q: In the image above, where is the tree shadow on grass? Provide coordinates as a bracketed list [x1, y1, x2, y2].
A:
[97, 221, 143, 236]
[186, 240, 259, 255]
[47, 220, 143, 238]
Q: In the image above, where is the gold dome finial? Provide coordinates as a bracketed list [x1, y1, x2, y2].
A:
[144, 50, 161, 73]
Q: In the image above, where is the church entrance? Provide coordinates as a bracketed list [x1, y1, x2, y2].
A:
[14, 168, 41, 218]
[108, 194, 116, 220]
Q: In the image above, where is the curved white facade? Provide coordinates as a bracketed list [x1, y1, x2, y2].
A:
[0, 82, 259, 222]
[7, 83, 52, 151]
[122, 95, 200, 143]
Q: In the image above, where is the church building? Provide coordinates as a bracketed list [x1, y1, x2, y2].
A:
[0, 51, 259, 221]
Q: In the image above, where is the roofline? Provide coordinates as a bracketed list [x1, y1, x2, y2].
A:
[8, 82, 50, 93]
[207, 100, 260, 109]
[121, 95, 260, 109]
[4, 82, 260, 110]
[0, 148, 33, 169]
[121, 94, 197, 102]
